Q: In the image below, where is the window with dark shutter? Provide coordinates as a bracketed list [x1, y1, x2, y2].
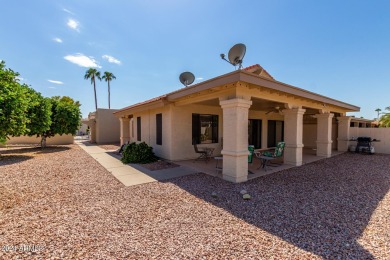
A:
[137, 117, 141, 141]
[156, 113, 162, 145]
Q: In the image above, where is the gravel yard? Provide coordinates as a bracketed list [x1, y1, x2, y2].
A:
[0, 145, 389, 259]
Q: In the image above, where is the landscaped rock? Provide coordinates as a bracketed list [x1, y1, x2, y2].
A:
[243, 194, 251, 200]
[211, 192, 217, 198]
[240, 189, 247, 195]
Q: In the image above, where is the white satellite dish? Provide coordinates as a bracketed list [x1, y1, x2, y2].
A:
[179, 72, 195, 87]
[220, 43, 246, 69]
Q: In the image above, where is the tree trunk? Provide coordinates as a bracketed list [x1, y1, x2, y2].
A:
[108, 80, 111, 109]
[41, 135, 47, 148]
[93, 78, 98, 111]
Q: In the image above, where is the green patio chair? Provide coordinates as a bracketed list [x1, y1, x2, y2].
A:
[254, 142, 285, 171]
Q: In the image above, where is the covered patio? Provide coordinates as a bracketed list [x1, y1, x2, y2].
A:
[114, 64, 359, 183]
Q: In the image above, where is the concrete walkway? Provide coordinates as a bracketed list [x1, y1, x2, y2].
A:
[76, 141, 199, 187]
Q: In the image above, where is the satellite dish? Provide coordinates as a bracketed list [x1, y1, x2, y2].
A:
[179, 72, 195, 87]
[220, 43, 246, 69]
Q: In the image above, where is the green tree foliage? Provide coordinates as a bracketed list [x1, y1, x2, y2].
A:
[24, 87, 52, 137]
[40, 96, 82, 147]
[379, 106, 390, 127]
[102, 71, 116, 109]
[121, 142, 157, 164]
[0, 61, 29, 143]
[84, 68, 101, 111]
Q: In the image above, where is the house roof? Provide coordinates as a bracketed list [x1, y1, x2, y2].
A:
[243, 64, 274, 80]
[114, 65, 360, 116]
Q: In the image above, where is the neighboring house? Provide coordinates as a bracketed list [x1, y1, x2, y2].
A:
[113, 64, 360, 183]
[349, 117, 377, 128]
[84, 108, 120, 144]
[77, 120, 89, 135]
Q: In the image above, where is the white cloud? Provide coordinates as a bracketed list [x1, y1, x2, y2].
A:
[102, 55, 121, 65]
[47, 80, 64, 85]
[48, 86, 56, 89]
[67, 19, 80, 32]
[63, 8, 75, 15]
[64, 53, 101, 68]
[53, 37, 63, 43]
[196, 77, 204, 80]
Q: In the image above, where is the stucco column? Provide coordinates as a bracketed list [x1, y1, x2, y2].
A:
[119, 117, 130, 145]
[316, 113, 334, 157]
[337, 116, 351, 151]
[220, 98, 252, 183]
[283, 108, 306, 166]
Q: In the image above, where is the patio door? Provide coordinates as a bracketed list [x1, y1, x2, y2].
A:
[248, 119, 262, 149]
[268, 120, 284, 147]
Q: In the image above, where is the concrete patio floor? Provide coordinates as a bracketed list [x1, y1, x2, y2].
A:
[175, 148, 345, 180]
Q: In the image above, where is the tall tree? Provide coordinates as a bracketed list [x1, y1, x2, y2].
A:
[24, 87, 52, 138]
[375, 108, 382, 120]
[0, 61, 30, 144]
[379, 107, 390, 127]
[102, 71, 116, 109]
[84, 68, 101, 111]
[39, 96, 82, 147]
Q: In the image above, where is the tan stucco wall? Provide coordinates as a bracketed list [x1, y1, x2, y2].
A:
[95, 109, 120, 144]
[131, 106, 172, 159]
[132, 104, 222, 161]
[6, 134, 74, 145]
[170, 104, 223, 161]
[303, 122, 338, 149]
[349, 127, 390, 154]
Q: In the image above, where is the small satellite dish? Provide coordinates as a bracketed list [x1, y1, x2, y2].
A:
[220, 43, 246, 69]
[179, 72, 195, 87]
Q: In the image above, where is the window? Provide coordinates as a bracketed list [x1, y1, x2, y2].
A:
[137, 117, 141, 141]
[192, 114, 218, 144]
[156, 113, 162, 145]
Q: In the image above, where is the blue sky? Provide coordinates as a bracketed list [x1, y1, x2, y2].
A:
[1, 0, 389, 119]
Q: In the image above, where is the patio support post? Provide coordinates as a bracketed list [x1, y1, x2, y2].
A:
[220, 98, 252, 183]
[119, 117, 130, 146]
[316, 113, 334, 157]
[283, 108, 306, 166]
[337, 116, 352, 151]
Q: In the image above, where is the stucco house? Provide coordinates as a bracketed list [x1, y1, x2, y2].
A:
[113, 64, 359, 183]
[84, 108, 120, 144]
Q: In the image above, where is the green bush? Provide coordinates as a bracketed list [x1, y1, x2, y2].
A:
[121, 142, 158, 164]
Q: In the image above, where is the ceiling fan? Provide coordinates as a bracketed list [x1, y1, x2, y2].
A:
[266, 106, 283, 115]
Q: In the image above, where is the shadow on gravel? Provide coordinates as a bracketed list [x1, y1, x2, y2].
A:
[0, 146, 70, 155]
[0, 146, 70, 166]
[0, 155, 33, 166]
[167, 153, 390, 259]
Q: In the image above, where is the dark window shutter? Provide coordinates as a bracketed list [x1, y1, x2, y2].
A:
[192, 114, 200, 144]
[212, 115, 218, 143]
[156, 113, 162, 145]
[137, 117, 141, 141]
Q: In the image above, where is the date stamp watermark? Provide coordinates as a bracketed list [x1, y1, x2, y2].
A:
[2, 244, 45, 253]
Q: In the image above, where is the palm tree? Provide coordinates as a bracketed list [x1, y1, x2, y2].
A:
[84, 68, 101, 111]
[379, 106, 390, 127]
[375, 108, 382, 120]
[102, 71, 116, 109]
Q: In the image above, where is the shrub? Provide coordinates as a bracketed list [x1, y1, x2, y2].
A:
[121, 142, 158, 164]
